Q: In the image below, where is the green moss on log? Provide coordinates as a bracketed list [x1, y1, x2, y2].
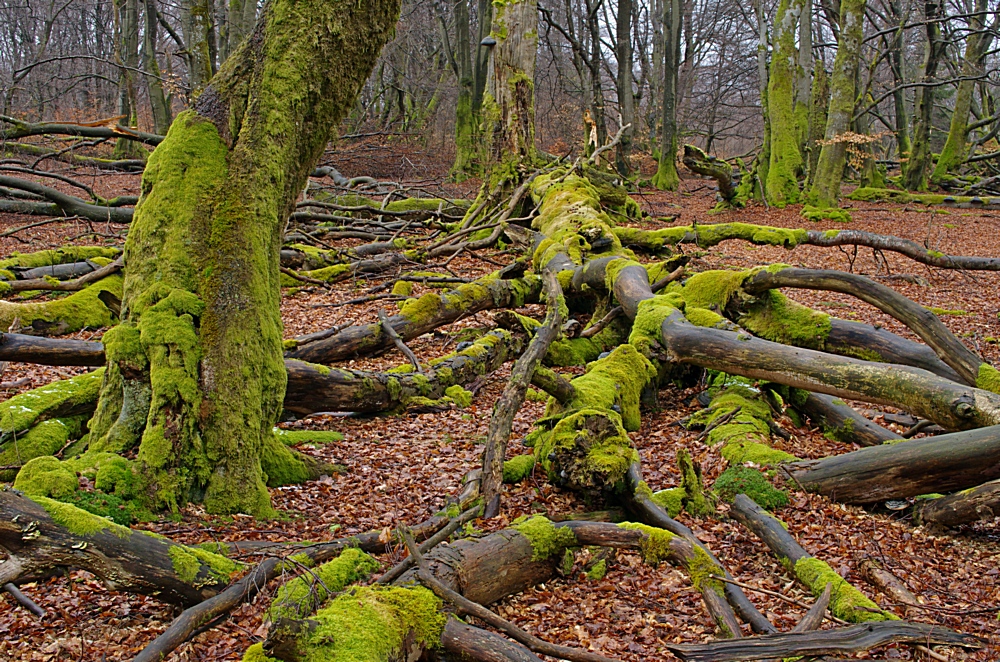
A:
[268, 548, 380, 621]
[977, 364, 1000, 394]
[712, 465, 789, 510]
[513, 515, 578, 561]
[502, 454, 536, 483]
[0, 276, 122, 333]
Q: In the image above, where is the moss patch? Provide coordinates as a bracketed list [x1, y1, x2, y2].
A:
[0, 276, 122, 333]
[503, 454, 536, 483]
[273, 429, 345, 446]
[977, 364, 1000, 394]
[713, 465, 789, 510]
[801, 205, 853, 223]
[294, 586, 446, 662]
[618, 522, 676, 564]
[513, 515, 578, 561]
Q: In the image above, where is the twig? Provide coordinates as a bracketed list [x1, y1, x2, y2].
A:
[378, 505, 481, 585]
[4, 258, 123, 293]
[589, 123, 631, 165]
[378, 309, 422, 372]
[3, 583, 45, 618]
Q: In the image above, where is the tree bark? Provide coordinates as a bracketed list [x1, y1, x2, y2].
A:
[485, 0, 538, 166]
[87, 0, 401, 516]
[142, 0, 173, 135]
[916, 477, 1000, 527]
[614, 0, 635, 176]
[807, 0, 865, 207]
[765, 0, 805, 205]
[903, 0, 946, 191]
[652, 0, 681, 190]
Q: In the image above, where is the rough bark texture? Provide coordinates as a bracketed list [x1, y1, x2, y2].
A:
[88, 0, 401, 516]
[485, 0, 538, 165]
[765, 0, 804, 205]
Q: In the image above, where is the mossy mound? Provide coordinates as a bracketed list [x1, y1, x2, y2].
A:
[801, 205, 852, 223]
[0, 369, 104, 436]
[503, 454, 536, 483]
[268, 548, 381, 621]
[0, 276, 122, 333]
[513, 515, 578, 561]
[712, 465, 789, 511]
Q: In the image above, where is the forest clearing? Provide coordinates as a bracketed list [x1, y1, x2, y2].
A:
[1, 0, 1000, 660]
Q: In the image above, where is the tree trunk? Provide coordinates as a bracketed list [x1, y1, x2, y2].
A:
[87, 0, 400, 516]
[485, 0, 538, 167]
[113, 0, 143, 159]
[652, 0, 681, 190]
[887, 0, 910, 159]
[765, 0, 805, 205]
[180, 0, 216, 96]
[143, 0, 173, 135]
[614, 0, 635, 176]
[807, 0, 865, 208]
[902, 0, 946, 191]
[931, 0, 994, 182]
[450, 0, 479, 180]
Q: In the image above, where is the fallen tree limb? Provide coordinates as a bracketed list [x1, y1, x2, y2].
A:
[0, 115, 163, 145]
[788, 390, 901, 446]
[915, 477, 1000, 527]
[786, 424, 1000, 503]
[683, 145, 736, 201]
[613, 222, 1000, 271]
[3, 257, 123, 293]
[482, 270, 564, 517]
[744, 268, 985, 385]
[0, 175, 133, 223]
[664, 621, 982, 662]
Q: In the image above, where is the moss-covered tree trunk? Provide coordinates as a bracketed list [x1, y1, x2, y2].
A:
[87, 0, 400, 516]
[652, 0, 681, 190]
[142, 0, 173, 135]
[807, 0, 865, 208]
[931, 0, 994, 183]
[764, 0, 805, 206]
[614, 0, 635, 176]
[903, 0, 946, 191]
[449, 0, 493, 180]
[484, 0, 537, 167]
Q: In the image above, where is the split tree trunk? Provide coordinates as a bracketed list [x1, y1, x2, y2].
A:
[87, 0, 401, 516]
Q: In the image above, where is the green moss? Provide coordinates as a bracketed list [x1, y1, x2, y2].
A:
[651, 487, 685, 517]
[680, 270, 749, 310]
[294, 586, 445, 662]
[977, 364, 1000, 394]
[618, 522, 676, 564]
[391, 280, 413, 296]
[565, 344, 655, 431]
[242, 643, 280, 662]
[0, 416, 85, 480]
[14, 456, 79, 498]
[0, 275, 123, 332]
[28, 494, 132, 538]
[677, 448, 714, 517]
[274, 428, 345, 446]
[793, 557, 897, 622]
[0, 368, 103, 435]
[444, 385, 473, 408]
[0, 246, 120, 271]
[502, 454, 536, 483]
[685, 307, 726, 328]
[513, 515, 578, 561]
[739, 290, 831, 350]
[525, 388, 547, 402]
[693, 385, 797, 466]
[924, 306, 967, 316]
[168, 543, 241, 585]
[713, 466, 789, 510]
[685, 545, 726, 595]
[586, 558, 607, 580]
[801, 205, 852, 223]
[269, 548, 380, 621]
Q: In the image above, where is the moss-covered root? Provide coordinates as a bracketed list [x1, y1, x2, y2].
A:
[676, 449, 715, 516]
[0, 488, 242, 606]
[262, 586, 447, 662]
[0, 276, 122, 334]
[502, 454, 536, 483]
[529, 345, 656, 494]
[0, 369, 104, 438]
[687, 380, 797, 466]
[0, 417, 86, 481]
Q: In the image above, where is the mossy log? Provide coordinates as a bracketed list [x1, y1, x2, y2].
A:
[665, 622, 981, 662]
[0, 332, 106, 366]
[0, 115, 163, 145]
[730, 495, 896, 623]
[682, 144, 736, 201]
[744, 268, 985, 385]
[284, 272, 541, 363]
[0, 276, 122, 335]
[0, 488, 239, 606]
[789, 390, 900, 447]
[657, 308, 1000, 431]
[612, 222, 1000, 271]
[786, 425, 1000, 503]
[0, 175, 134, 224]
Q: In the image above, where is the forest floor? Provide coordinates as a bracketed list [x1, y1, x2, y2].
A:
[1, 136, 999, 661]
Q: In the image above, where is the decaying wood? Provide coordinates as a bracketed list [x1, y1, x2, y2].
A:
[858, 559, 920, 616]
[482, 271, 564, 517]
[791, 391, 900, 446]
[791, 582, 832, 632]
[664, 622, 982, 662]
[915, 477, 1000, 527]
[786, 424, 1000, 503]
[682, 145, 736, 201]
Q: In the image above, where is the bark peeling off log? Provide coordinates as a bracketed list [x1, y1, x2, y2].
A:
[787, 425, 1000, 503]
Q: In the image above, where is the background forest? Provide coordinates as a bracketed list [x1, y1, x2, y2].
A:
[0, 0, 999, 661]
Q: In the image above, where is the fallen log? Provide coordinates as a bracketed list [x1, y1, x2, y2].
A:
[786, 425, 1000, 503]
[664, 622, 982, 662]
[0, 175, 133, 223]
[788, 390, 900, 446]
[683, 145, 736, 201]
[915, 478, 1000, 527]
